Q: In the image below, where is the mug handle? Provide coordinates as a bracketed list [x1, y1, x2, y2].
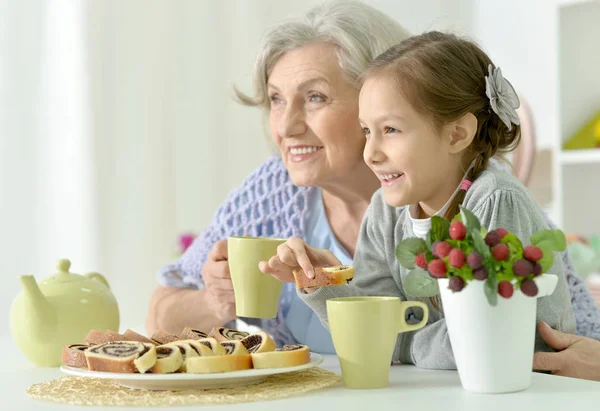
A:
[397, 301, 429, 332]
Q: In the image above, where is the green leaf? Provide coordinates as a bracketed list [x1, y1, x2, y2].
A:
[395, 238, 428, 269]
[430, 216, 450, 243]
[403, 269, 440, 297]
[460, 206, 481, 233]
[471, 228, 491, 259]
[531, 229, 567, 252]
[502, 233, 524, 254]
[538, 244, 555, 272]
[484, 274, 498, 307]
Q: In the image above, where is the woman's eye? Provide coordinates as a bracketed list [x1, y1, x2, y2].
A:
[362, 127, 371, 137]
[269, 95, 282, 105]
[384, 126, 399, 134]
[308, 93, 326, 103]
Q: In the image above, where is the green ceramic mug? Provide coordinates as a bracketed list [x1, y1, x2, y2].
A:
[227, 236, 287, 318]
[327, 296, 429, 389]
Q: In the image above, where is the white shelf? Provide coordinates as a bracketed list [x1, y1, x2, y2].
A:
[560, 149, 600, 165]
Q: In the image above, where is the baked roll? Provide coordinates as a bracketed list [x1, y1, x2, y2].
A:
[293, 265, 354, 289]
[186, 355, 252, 374]
[150, 345, 184, 374]
[163, 339, 213, 372]
[196, 337, 227, 355]
[240, 332, 276, 354]
[85, 341, 157, 374]
[179, 327, 208, 340]
[220, 340, 249, 355]
[208, 326, 249, 342]
[61, 344, 90, 368]
[84, 329, 124, 345]
[122, 329, 158, 345]
[151, 330, 180, 345]
[251, 344, 310, 369]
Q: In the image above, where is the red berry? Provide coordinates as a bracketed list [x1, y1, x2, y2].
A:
[496, 228, 509, 238]
[523, 246, 543, 263]
[513, 259, 533, 277]
[498, 281, 514, 298]
[485, 231, 501, 247]
[449, 276, 465, 292]
[492, 244, 510, 261]
[433, 241, 453, 258]
[450, 221, 467, 240]
[533, 263, 542, 277]
[473, 267, 488, 280]
[467, 252, 483, 269]
[520, 278, 538, 297]
[428, 259, 447, 278]
[449, 248, 466, 268]
[414, 253, 428, 269]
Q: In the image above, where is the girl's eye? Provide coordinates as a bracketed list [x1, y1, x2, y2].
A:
[384, 126, 399, 134]
[308, 93, 326, 103]
[362, 127, 371, 137]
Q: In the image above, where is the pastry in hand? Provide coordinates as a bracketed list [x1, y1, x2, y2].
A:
[208, 326, 249, 342]
[151, 330, 180, 345]
[179, 327, 208, 340]
[196, 337, 227, 355]
[240, 332, 276, 354]
[220, 340, 249, 355]
[122, 329, 158, 345]
[293, 265, 354, 289]
[186, 354, 252, 374]
[150, 345, 184, 374]
[163, 339, 213, 372]
[85, 341, 157, 374]
[61, 344, 90, 368]
[251, 344, 310, 369]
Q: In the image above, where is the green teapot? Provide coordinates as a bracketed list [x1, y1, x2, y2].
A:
[10, 258, 119, 367]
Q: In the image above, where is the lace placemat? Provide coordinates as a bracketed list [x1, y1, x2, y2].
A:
[26, 368, 341, 406]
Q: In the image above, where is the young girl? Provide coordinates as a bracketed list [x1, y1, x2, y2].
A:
[259, 31, 576, 369]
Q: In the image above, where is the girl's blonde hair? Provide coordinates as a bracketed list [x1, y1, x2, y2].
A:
[236, 0, 411, 108]
[365, 31, 521, 221]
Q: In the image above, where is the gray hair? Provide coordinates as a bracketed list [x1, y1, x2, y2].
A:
[236, 0, 411, 109]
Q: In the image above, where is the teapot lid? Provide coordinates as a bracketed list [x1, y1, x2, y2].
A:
[43, 259, 83, 284]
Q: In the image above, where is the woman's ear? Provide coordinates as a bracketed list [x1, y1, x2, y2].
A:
[445, 112, 478, 154]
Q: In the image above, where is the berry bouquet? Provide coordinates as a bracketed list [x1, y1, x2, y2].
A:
[395, 206, 566, 306]
[395, 206, 566, 394]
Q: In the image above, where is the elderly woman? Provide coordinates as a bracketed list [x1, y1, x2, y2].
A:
[146, 1, 600, 377]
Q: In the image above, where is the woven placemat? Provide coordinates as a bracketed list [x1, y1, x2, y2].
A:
[26, 368, 341, 406]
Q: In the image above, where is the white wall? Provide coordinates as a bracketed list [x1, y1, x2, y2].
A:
[1, 0, 561, 340]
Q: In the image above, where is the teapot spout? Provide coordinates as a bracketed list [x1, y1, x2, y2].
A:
[19, 275, 56, 336]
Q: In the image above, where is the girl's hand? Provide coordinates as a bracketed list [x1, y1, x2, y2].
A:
[258, 237, 341, 283]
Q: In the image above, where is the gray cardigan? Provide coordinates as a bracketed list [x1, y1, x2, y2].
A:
[299, 168, 577, 369]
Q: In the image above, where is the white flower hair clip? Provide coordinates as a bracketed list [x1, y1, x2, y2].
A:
[485, 64, 520, 130]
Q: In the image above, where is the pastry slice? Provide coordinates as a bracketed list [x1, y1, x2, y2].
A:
[196, 337, 227, 355]
[84, 330, 111, 345]
[179, 327, 208, 340]
[208, 326, 249, 342]
[220, 340, 249, 355]
[251, 344, 310, 369]
[240, 332, 276, 354]
[122, 329, 158, 345]
[61, 344, 90, 368]
[293, 265, 354, 289]
[150, 345, 184, 374]
[85, 341, 157, 374]
[186, 354, 252, 374]
[151, 330, 180, 345]
[105, 330, 127, 341]
[163, 339, 213, 372]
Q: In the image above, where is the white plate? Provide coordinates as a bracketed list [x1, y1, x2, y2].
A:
[60, 353, 323, 391]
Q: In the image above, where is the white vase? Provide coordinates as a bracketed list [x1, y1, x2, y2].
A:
[438, 274, 558, 394]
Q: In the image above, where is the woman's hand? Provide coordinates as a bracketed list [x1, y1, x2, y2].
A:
[201, 240, 236, 323]
[258, 237, 341, 283]
[533, 321, 600, 381]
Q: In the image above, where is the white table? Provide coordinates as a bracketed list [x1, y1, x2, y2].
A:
[2, 336, 600, 411]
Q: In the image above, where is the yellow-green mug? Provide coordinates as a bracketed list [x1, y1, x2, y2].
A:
[227, 236, 287, 318]
[327, 296, 429, 389]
